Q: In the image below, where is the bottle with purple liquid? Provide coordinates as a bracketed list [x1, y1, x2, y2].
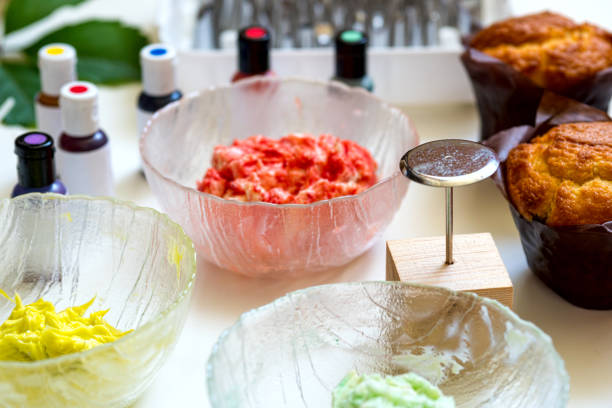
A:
[12, 132, 66, 197]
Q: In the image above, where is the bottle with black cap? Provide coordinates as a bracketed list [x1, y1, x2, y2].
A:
[231, 25, 274, 83]
[332, 29, 374, 92]
[137, 43, 182, 136]
[12, 132, 67, 198]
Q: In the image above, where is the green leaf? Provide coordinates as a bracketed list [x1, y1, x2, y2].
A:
[24, 20, 149, 84]
[5, 0, 88, 35]
[0, 61, 40, 126]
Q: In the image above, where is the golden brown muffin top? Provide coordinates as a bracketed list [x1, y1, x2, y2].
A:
[470, 12, 612, 93]
[506, 122, 612, 226]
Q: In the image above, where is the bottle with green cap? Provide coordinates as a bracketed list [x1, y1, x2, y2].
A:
[332, 29, 374, 92]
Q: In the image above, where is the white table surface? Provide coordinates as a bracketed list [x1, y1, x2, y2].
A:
[1, 86, 611, 407]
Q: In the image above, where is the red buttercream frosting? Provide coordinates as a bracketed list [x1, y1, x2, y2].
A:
[196, 133, 378, 204]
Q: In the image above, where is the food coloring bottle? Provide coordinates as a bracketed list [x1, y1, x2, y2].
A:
[231, 25, 274, 83]
[332, 30, 374, 92]
[137, 44, 182, 135]
[12, 132, 66, 197]
[35, 43, 77, 139]
[57, 81, 114, 196]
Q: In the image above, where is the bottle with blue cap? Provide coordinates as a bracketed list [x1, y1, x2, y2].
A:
[137, 44, 182, 136]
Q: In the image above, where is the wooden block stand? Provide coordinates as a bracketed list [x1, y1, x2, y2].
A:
[386, 233, 513, 308]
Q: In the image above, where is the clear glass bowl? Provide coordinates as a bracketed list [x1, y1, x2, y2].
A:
[140, 77, 418, 277]
[207, 282, 569, 408]
[0, 194, 196, 408]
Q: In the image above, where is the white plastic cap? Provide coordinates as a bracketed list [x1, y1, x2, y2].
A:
[38, 43, 77, 96]
[140, 43, 178, 96]
[60, 81, 99, 137]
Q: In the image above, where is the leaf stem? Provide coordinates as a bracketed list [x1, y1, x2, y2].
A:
[0, 0, 8, 57]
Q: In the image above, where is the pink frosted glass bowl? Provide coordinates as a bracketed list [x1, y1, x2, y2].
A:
[140, 78, 418, 277]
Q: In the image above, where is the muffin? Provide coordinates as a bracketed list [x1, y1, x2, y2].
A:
[485, 93, 612, 310]
[462, 11, 612, 139]
[506, 122, 612, 226]
[470, 12, 612, 94]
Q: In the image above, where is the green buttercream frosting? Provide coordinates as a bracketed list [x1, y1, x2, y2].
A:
[332, 371, 455, 408]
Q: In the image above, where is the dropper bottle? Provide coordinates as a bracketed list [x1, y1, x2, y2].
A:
[57, 81, 114, 196]
[35, 43, 77, 138]
[12, 132, 66, 198]
[137, 43, 182, 135]
[332, 29, 374, 92]
[231, 25, 274, 83]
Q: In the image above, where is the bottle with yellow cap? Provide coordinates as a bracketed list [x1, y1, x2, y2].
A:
[57, 81, 114, 196]
[35, 43, 77, 139]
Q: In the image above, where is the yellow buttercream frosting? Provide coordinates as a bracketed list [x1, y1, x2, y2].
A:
[0, 290, 131, 362]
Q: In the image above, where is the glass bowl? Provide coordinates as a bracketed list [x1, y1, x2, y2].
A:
[207, 282, 569, 407]
[140, 77, 418, 277]
[0, 194, 196, 408]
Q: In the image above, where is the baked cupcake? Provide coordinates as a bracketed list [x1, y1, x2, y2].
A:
[506, 122, 612, 227]
[462, 11, 612, 139]
[485, 93, 612, 309]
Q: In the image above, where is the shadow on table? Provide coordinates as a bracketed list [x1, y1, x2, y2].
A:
[191, 241, 383, 322]
[513, 267, 612, 404]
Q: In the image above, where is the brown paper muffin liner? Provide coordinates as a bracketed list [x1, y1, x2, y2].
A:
[461, 47, 612, 140]
[484, 92, 612, 310]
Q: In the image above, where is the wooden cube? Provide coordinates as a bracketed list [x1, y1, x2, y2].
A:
[386, 233, 513, 308]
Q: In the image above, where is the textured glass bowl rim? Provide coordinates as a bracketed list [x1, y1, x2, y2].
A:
[205, 281, 570, 405]
[140, 76, 417, 209]
[0, 193, 197, 369]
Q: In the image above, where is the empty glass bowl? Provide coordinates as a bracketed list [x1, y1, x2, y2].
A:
[140, 77, 418, 277]
[207, 282, 569, 407]
[0, 194, 196, 408]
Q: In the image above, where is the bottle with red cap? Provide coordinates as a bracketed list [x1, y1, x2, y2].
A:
[35, 43, 77, 139]
[57, 81, 114, 196]
[12, 132, 66, 198]
[231, 25, 275, 83]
